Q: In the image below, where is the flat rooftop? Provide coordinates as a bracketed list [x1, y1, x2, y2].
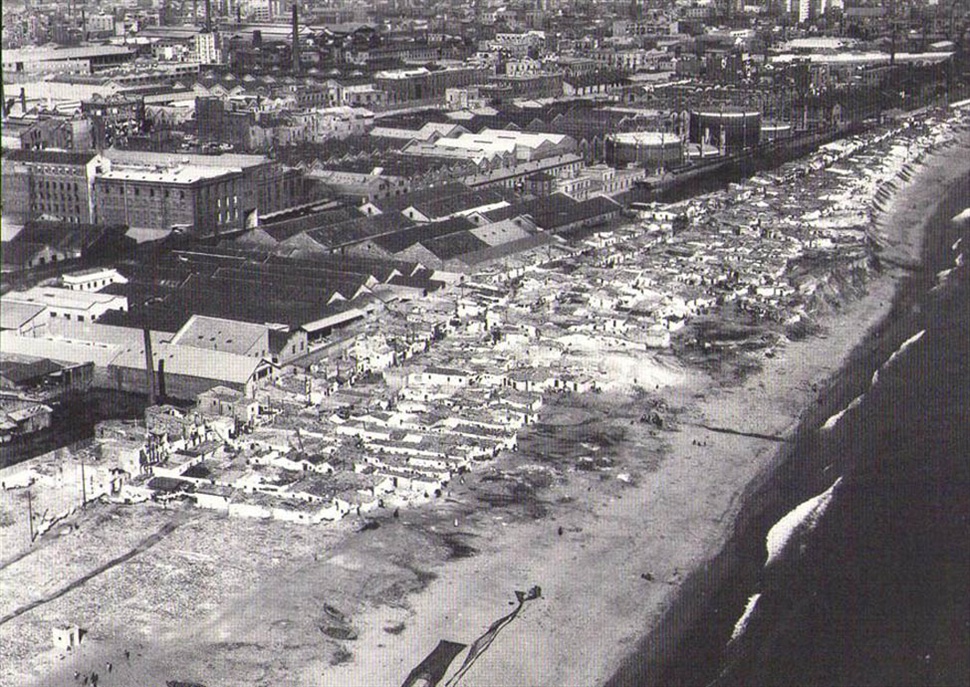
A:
[103, 149, 270, 171]
[3, 45, 135, 64]
[100, 165, 241, 184]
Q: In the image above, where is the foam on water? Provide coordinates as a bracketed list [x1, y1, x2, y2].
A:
[873, 330, 927, 387]
[730, 593, 762, 642]
[953, 208, 970, 224]
[956, 253, 965, 268]
[953, 237, 964, 252]
[765, 477, 843, 568]
[821, 395, 864, 431]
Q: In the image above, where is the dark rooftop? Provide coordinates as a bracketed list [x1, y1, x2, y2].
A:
[3, 149, 98, 165]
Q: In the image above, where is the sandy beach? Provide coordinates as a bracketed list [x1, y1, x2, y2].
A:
[3, 116, 968, 687]
[315, 121, 970, 687]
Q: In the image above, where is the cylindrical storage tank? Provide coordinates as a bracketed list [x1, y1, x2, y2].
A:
[606, 132, 684, 169]
[760, 121, 792, 144]
[688, 109, 761, 153]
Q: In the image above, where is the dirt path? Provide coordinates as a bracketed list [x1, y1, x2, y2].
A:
[0, 513, 190, 628]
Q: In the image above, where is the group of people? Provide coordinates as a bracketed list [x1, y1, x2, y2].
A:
[72, 649, 129, 685]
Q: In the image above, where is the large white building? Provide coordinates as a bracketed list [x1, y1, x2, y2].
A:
[433, 129, 577, 163]
[195, 32, 221, 65]
[2, 286, 128, 323]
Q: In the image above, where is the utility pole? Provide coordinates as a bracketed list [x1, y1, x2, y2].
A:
[80, 454, 87, 506]
[27, 489, 34, 542]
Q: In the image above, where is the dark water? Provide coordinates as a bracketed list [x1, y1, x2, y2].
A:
[606, 173, 970, 687]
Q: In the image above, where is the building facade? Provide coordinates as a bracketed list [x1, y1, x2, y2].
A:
[0, 149, 105, 225]
[94, 166, 247, 236]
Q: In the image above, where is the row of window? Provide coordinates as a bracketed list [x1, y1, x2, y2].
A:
[49, 311, 89, 322]
[101, 186, 187, 200]
[38, 188, 81, 199]
[70, 279, 112, 290]
[37, 180, 81, 192]
[32, 166, 82, 176]
[32, 202, 82, 215]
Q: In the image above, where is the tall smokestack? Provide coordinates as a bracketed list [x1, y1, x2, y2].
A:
[205, 0, 212, 33]
[143, 327, 157, 406]
[292, 3, 301, 75]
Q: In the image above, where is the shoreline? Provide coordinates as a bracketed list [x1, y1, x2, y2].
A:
[605, 123, 970, 687]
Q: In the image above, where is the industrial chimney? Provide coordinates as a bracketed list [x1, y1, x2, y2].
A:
[143, 327, 157, 406]
[205, 0, 212, 33]
[292, 3, 301, 75]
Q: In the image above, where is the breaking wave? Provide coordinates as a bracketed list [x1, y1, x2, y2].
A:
[954, 237, 964, 252]
[887, 330, 926, 366]
[765, 478, 842, 568]
[730, 593, 762, 643]
[930, 267, 957, 291]
[821, 395, 864, 431]
[956, 253, 965, 268]
[873, 330, 926, 387]
[952, 208, 970, 224]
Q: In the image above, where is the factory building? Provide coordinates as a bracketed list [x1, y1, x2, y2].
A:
[0, 150, 106, 225]
[93, 165, 248, 237]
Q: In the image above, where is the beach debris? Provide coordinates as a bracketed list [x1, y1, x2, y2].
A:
[383, 622, 406, 635]
[320, 605, 358, 640]
[515, 585, 542, 602]
[400, 640, 467, 687]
